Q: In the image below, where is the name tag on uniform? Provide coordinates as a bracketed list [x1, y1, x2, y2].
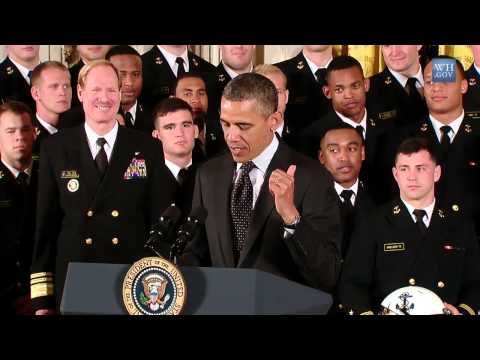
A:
[61, 170, 80, 179]
[384, 242, 405, 252]
[378, 110, 397, 120]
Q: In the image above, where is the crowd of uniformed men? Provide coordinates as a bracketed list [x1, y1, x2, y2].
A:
[1, 45, 480, 315]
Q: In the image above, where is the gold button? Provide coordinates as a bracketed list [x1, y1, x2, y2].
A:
[87, 210, 93, 217]
[85, 238, 93, 245]
[111, 210, 119, 217]
[438, 281, 445, 288]
[409, 278, 416, 286]
[112, 237, 119, 245]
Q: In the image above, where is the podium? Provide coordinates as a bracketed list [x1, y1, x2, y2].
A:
[60, 262, 332, 315]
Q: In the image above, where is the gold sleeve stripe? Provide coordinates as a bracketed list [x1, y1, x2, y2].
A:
[31, 283, 54, 299]
[459, 303, 476, 316]
[30, 277, 53, 285]
[360, 311, 375, 315]
[31, 272, 53, 279]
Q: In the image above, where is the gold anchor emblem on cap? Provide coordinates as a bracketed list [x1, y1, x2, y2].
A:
[452, 204, 459, 212]
[420, 123, 428, 132]
[469, 78, 477, 86]
[393, 205, 401, 215]
[465, 124, 472, 133]
[385, 76, 392, 85]
[297, 61, 304, 70]
[155, 57, 163, 65]
[438, 209, 445, 218]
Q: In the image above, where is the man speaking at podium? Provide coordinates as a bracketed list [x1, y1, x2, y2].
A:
[30, 60, 175, 315]
[181, 73, 342, 292]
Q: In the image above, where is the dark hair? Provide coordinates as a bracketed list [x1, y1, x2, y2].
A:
[425, 55, 466, 80]
[320, 123, 365, 149]
[222, 72, 277, 118]
[31, 61, 69, 86]
[105, 45, 142, 61]
[153, 97, 194, 122]
[326, 55, 364, 83]
[395, 137, 439, 165]
[173, 73, 207, 95]
[0, 101, 33, 125]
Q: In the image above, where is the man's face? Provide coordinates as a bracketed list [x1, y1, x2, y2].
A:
[382, 45, 421, 75]
[31, 68, 72, 115]
[220, 98, 277, 163]
[77, 45, 111, 62]
[472, 45, 480, 65]
[7, 45, 39, 62]
[319, 128, 364, 187]
[109, 54, 142, 107]
[153, 110, 197, 158]
[220, 45, 255, 72]
[263, 72, 289, 115]
[423, 62, 467, 116]
[78, 65, 121, 126]
[175, 77, 208, 117]
[324, 67, 368, 121]
[0, 112, 36, 165]
[393, 150, 441, 203]
[304, 45, 331, 53]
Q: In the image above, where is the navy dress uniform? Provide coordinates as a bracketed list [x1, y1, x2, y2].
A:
[30, 124, 176, 310]
[405, 117, 480, 236]
[0, 159, 38, 314]
[366, 67, 428, 128]
[32, 115, 57, 160]
[275, 52, 332, 150]
[69, 59, 85, 107]
[463, 64, 480, 121]
[339, 198, 480, 315]
[0, 57, 35, 112]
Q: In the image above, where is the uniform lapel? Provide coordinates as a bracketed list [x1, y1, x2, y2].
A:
[152, 46, 176, 83]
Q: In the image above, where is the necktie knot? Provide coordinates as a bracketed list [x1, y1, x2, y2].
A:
[27, 70, 33, 81]
[440, 125, 452, 148]
[340, 189, 354, 204]
[239, 161, 255, 176]
[177, 167, 189, 186]
[96, 137, 107, 147]
[315, 68, 327, 85]
[17, 171, 29, 186]
[405, 77, 417, 95]
[125, 112, 134, 127]
[413, 209, 428, 236]
[355, 125, 365, 138]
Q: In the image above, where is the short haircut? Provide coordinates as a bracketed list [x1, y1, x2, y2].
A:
[0, 101, 33, 125]
[320, 123, 365, 149]
[78, 59, 120, 89]
[395, 137, 439, 165]
[173, 73, 207, 95]
[326, 55, 364, 83]
[31, 61, 70, 87]
[222, 72, 277, 118]
[425, 55, 466, 80]
[105, 45, 142, 61]
[153, 97, 194, 124]
[253, 64, 287, 87]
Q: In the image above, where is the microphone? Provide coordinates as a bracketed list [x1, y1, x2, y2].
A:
[145, 204, 182, 258]
[170, 207, 208, 263]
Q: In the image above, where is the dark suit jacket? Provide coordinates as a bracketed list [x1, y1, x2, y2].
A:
[339, 198, 480, 315]
[33, 116, 56, 158]
[0, 160, 39, 313]
[183, 142, 342, 292]
[464, 64, 480, 121]
[275, 52, 332, 149]
[367, 67, 428, 128]
[0, 57, 35, 112]
[164, 163, 198, 220]
[69, 59, 84, 107]
[404, 116, 480, 234]
[30, 124, 176, 310]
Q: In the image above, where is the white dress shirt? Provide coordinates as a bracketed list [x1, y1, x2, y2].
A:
[165, 158, 193, 182]
[124, 101, 138, 126]
[334, 179, 359, 206]
[303, 52, 333, 79]
[36, 114, 58, 135]
[429, 111, 464, 143]
[389, 66, 424, 89]
[222, 62, 253, 80]
[84, 121, 119, 161]
[157, 46, 189, 76]
[401, 197, 436, 228]
[335, 110, 368, 140]
[1, 159, 32, 184]
[9, 57, 35, 84]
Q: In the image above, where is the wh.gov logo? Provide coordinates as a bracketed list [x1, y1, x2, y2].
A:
[432, 58, 456, 83]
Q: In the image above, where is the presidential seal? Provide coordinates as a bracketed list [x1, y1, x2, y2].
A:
[122, 257, 187, 315]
